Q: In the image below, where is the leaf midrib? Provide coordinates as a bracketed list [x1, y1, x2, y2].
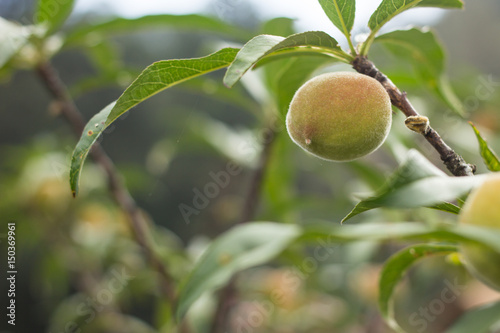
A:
[371, 0, 422, 33]
[332, 0, 351, 37]
[107, 60, 232, 125]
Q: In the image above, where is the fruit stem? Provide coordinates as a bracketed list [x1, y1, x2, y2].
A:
[352, 56, 476, 177]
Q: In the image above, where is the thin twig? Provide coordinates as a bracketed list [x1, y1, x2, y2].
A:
[352, 56, 476, 177]
[210, 127, 277, 333]
[35, 61, 177, 303]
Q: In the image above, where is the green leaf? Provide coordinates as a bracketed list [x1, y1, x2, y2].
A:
[64, 14, 252, 47]
[70, 48, 238, 195]
[379, 244, 458, 333]
[361, 0, 463, 56]
[174, 219, 500, 321]
[303, 222, 500, 254]
[381, 149, 447, 188]
[107, 48, 238, 125]
[445, 301, 500, 333]
[429, 202, 461, 215]
[416, 0, 464, 8]
[375, 28, 465, 116]
[224, 34, 284, 88]
[368, 0, 463, 33]
[35, 0, 75, 34]
[368, 0, 423, 32]
[223, 32, 348, 88]
[69, 101, 116, 197]
[0, 18, 32, 69]
[372, 176, 480, 207]
[342, 150, 479, 223]
[470, 122, 500, 172]
[176, 222, 301, 320]
[343, 176, 482, 223]
[318, 0, 356, 37]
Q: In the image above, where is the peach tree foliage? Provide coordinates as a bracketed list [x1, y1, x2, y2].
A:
[3, 0, 500, 332]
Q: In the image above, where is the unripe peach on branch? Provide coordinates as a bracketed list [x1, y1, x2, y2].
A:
[286, 71, 392, 162]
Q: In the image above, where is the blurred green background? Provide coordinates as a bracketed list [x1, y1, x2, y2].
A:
[1, 0, 500, 332]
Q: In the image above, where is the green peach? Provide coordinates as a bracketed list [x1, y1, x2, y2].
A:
[459, 173, 500, 291]
[286, 72, 392, 161]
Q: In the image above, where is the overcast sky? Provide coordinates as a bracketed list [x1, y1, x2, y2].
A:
[73, 0, 447, 41]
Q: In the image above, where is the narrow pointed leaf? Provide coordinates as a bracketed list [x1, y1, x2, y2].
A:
[176, 223, 301, 320]
[369, 176, 482, 208]
[343, 175, 483, 223]
[341, 150, 481, 223]
[224, 34, 284, 88]
[380, 149, 447, 189]
[416, 0, 464, 8]
[36, 0, 75, 34]
[343, 149, 442, 222]
[106, 48, 238, 125]
[368, 0, 423, 33]
[318, 0, 356, 37]
[64, 14, 252, 47]
[361, 0, 463, 55]
[303, 222, 500, 254]
[379, 244, 458, 333]
[70, 48, 238, 195]
[470, 122, 500, 172]
[223, 32, 347, 88]
[429, 202, 461, 215]
[369, 0, 462, 33]
[376, 28, 465, 116]
[69, 101, 115, 197]
[445, 301, 500, 333]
